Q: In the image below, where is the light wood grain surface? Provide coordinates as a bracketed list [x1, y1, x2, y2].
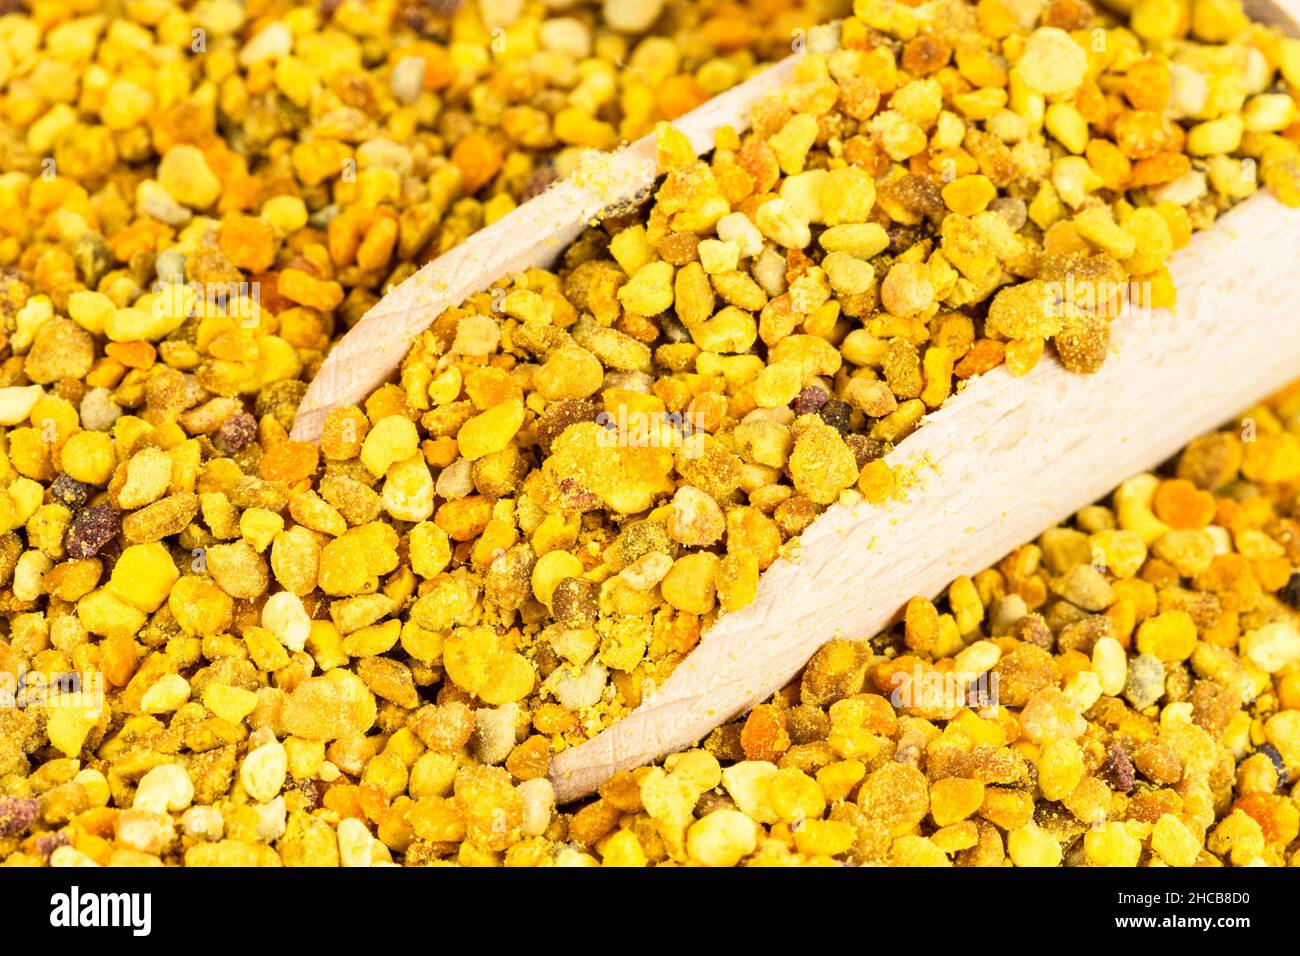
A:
[1245, 0, 1300, 29]
[548, 193, 1300, 802]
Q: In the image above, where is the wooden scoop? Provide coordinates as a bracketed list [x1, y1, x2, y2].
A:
[291, 4, 1300, 803]
[550, 197, 1300, 801]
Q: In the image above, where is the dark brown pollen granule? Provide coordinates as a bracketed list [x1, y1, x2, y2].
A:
[1281, 573, 1300, 609]
[65, 505, 122, 559]
[818, 398, 852, 434]
[846, 434, 889, 468]
[791, 385, 828, 416]
[886, 223, 925, 254]
[887, 173, 946, 222]
[1100, 742, 1136, 793]
[535, 399, 601, 455]
[1011, 612, 1055, 650]
[613, 519, 674, 568]
[49, 474, 90, 510]
[1033, 800, 1086, 842]
[551, 576, 599, 628]
[0, 797, 39, 837]
[286, 775, 326, 810]
[217, 411, 257, 452]
[33, 832, 68, 858]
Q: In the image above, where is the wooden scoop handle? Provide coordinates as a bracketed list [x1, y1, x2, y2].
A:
[1244, 0, 1300, 29]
